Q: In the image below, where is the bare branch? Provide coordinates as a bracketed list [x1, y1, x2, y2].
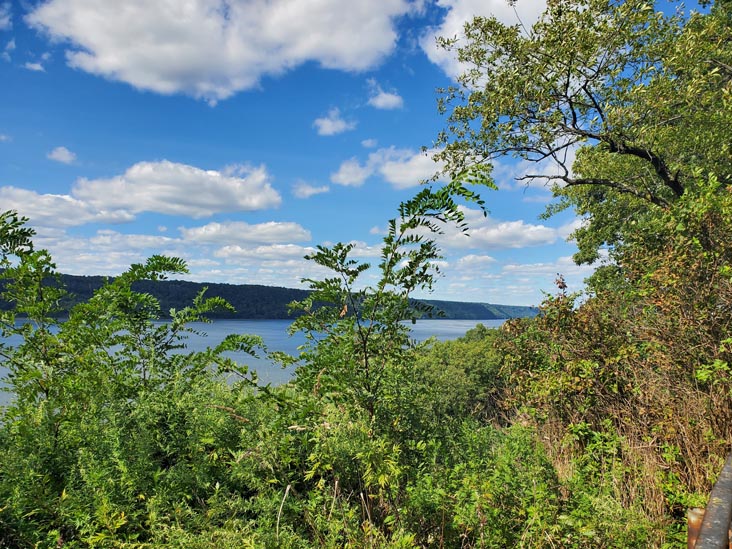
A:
[519, 172, 672, 208]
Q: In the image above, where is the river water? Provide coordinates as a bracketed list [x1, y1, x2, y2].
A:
[0, 318, 503, 404]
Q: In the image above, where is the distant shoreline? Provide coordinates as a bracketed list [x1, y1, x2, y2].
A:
[1, 274, 539, 321]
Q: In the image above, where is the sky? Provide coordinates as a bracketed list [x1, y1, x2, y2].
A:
[0, 0, 597, 307]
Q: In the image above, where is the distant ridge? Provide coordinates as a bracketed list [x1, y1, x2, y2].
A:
[418, 299, 538, 320]
[1, 274, 539, 320]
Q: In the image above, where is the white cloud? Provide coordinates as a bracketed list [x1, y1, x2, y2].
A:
[89, 229, 177, 250]
[347, 240, 383, 258]
[433, 207, 558, 250]
[0, 186, 134, 228]
[330, 146, 444, 189]
[367, 78, 403, 110]
[377, 147, 444, 189]
[26, 0, 415, 103]
[0, 2, 11, 30]
[313, 108, 356, 136]
[502, 255, 597, 280]
[26, 228, 190, 277]
[47, 146, 76, 164]
[73, 160, 281, 218]
[2, 38, 14, 62]
[0, 160, 282, 234]
[330, 157, 372, 186]
[215, 243, 314, 260]
[421, 0, 546, 80]
[469, 220, 557, 248]
[23, 62, 45, 72]
[557, 218, 586, 240]
[0, 133, 10, 142]
[361, 138, 378, 148]
[180, 221, 310, 245]
[292, 180, 329, 198]
[456, 254, 496, 268]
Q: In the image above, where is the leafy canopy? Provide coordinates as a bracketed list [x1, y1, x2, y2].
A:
[435, 0, 732, 263]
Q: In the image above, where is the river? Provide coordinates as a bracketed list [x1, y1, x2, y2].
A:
[0, 318, 503, 404]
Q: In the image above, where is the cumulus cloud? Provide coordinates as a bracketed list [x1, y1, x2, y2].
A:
[456, 254, 496, 269]
[215, 243, 314, 260]
[313, 108, 356, 136]
[47, 146, 76, 164]
[377, 147, 443, 189]
[330, 147, 444, 188]
[366, 78, 403, 110]
[23, 61, 44, 72]
[26, 227, 192, 277]
[1, 159, 282, 231]
[180, 220, 310, 245]
[22, 215, 329, 287]
[89, 229, 177, 251]
[73, 160, 281, 218]
[433, 207, 559, 250]
[0, 2, 11, 30]
[347, 240, 383, 258]
[557, 218, 586, 240]
[0, 186, 134, 227]
[501, 255, 598, 280]
[361, 138, 378, 148]
[330, 157, 372, 186]
[421, 0, 546, 80]
[292, 181, 329, 199]
[26, 0, 415, 103]
[468, 220, 557, 249]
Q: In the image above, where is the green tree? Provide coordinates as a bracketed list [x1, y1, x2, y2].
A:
[289, 183, 485, 424]
[435, 0, 732, 265]
[431, 0, 732, 542]
[0, 210, 268, 547]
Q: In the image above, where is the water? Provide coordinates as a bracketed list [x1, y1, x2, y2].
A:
[0, 318, 503, 404]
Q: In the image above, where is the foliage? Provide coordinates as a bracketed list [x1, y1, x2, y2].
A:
[430, 0, 732, 545]
[0, 212, 265, 547]
[1, 193, 656, 547]
[3, 1, 731, 546]
[435, 0, 732, 265]
[288, 182, 485, 422]
[491, 174, 732, 542]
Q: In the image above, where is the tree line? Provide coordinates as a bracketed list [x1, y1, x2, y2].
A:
[0, 274, 539, 320]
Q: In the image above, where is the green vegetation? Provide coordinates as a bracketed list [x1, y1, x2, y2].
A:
[1, 0, 731, 546]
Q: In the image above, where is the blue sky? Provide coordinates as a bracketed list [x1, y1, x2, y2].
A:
[0, 0, 595, 307]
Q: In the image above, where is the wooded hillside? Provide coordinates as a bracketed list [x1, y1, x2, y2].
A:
[0, 273, 539, 319]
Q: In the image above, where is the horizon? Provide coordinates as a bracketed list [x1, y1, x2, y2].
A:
[48, 271, 540, 311]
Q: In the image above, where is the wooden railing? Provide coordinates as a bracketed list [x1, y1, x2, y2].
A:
[688, 453, 732, 549]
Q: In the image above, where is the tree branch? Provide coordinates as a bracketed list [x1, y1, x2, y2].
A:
[605, 138, 685, 197]
[518, 173, 672, 208]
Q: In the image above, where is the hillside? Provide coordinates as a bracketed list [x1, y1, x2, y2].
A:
[0, 273, 538, 320]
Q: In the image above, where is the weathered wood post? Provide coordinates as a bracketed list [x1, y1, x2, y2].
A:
[691, 453, 732, 549]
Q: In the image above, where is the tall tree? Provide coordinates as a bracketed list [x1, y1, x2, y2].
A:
[435, 0, 732, 263]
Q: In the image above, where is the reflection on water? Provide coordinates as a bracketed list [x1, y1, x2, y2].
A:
[1, 318, 504, 404]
